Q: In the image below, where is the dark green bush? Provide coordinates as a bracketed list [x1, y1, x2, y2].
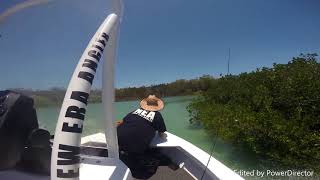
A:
[188, 53, 320, 172]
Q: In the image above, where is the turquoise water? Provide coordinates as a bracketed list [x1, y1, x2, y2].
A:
[37, 96, 260, 173]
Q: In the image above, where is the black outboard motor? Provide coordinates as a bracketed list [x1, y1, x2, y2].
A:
[0, 90, 39, 170]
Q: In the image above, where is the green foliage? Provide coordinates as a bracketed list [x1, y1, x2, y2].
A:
[116, 75, 214, 100]
[12, 75, 215, 107]
[188, 53, 320, 172]
[33, 95, 57, 107]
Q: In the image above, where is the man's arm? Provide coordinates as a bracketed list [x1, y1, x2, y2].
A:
[154, 112, 167, 138]
[158, 132, 167, 139]
[116, 111, 133, 127]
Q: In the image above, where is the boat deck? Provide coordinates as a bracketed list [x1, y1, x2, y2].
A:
[0, 132, 243, 180]
[150, 167, 195, 180]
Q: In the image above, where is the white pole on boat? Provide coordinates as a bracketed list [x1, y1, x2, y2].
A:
[102, 0, 123, 159]
[51, 14, 119, 180]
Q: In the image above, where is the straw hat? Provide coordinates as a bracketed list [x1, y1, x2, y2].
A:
[140, 95, 164, 111]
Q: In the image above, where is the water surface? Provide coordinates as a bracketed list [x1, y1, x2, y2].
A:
[37, 96, 260, 175]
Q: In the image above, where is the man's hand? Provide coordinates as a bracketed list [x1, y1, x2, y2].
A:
[159, 132, 167, 139]
[116, 120, 123, 127]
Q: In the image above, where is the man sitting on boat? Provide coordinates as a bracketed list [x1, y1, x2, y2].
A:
[117, 95, 175, 179]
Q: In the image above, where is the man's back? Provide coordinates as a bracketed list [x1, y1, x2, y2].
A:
[117, 108, 166, 154]
[116, 95, 171, 179]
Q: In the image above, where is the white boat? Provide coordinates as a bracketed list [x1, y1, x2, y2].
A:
[0, 0, 244, 179]
[0, 132, 243, 180]
[79, 132, 243, 180]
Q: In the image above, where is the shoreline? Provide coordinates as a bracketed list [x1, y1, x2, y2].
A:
[34, 94, 197, 108]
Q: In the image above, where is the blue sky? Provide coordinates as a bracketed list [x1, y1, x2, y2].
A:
[0, 0, 319, 89]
